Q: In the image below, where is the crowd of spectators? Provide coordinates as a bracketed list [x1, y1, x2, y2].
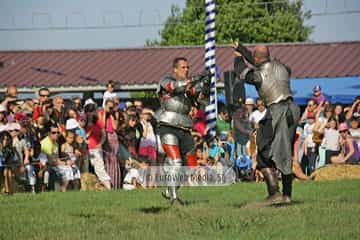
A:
[0, 83, 359, 195]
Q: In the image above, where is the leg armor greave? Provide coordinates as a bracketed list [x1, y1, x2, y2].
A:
[25, 164, 36, 186]
[161, 133, 182, 200]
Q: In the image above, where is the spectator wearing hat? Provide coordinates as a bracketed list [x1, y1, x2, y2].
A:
[118, 102, 127, 112]
[301, 111, 318, 175]
[331, 122, 360, 164]
[311, 85, 326, 107]
[65, 118, 80, 132]
[245, 97, 255, 119]
[84, 98, 97, 110]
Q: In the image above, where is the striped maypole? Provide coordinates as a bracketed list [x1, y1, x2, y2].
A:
[205, 0, 217, 137]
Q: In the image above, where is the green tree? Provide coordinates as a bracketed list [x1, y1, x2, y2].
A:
[147, 0, 312, 46]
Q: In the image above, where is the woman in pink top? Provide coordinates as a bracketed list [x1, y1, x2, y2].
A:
[191, 106, 207, 136]
[86, 113, 111, 190]
[98, 99, 121, 189]
[331, 122, 360, 164]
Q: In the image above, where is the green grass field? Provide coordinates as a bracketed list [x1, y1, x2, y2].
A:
[0, 180, 359, 240]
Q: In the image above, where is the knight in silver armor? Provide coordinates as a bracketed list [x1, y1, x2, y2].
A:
[155, 57, 199, 204]
[234, 44, 300, 205]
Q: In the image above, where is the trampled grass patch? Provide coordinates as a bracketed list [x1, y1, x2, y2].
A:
[0, 180, 359, 240]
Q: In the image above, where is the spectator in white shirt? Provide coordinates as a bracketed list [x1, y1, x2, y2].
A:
[249, 98, 267, 128]
[321, 117, 340, 164]
[123, 159, 148, 190]
[102, 81, 117, 108]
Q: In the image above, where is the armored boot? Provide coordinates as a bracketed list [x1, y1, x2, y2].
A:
[161, 155, 183, 205]
[281, 174, 293, 204]
[162, 186, 184, 205]
[260, 168, 283, 205]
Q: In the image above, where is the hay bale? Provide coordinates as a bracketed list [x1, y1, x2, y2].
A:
[312, 164, 360, 181]
[80, 173, 107, 191]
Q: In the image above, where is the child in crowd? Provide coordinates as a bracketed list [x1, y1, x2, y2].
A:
[123, 158, 148, 190]
[60, 131, 81, 190]
[75, 113, 89, 173]
[321, 117, 340, 164]
[349, 117, 360, 149]
[302, 112, 318, 175]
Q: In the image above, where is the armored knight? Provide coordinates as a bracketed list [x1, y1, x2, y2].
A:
[155, 57, 207, 204]
[233, 43, 300, 205]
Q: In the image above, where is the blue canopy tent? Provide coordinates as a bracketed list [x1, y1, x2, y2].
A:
[218, 77, 360, 106]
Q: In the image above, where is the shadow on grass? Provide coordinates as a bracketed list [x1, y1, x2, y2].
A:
[138, 206, 170, 214]
[182, 199, 210, 206]
[232, 200, 304, 209]
[138, 199, 211, 213]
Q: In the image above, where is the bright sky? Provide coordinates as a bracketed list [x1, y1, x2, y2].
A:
[0, 0, 359, 50]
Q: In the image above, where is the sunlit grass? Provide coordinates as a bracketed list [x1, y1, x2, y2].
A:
[0, 180, 359, 240]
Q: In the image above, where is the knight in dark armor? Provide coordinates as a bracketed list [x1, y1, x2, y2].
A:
[233, 43, 300, 204]
[156, 57, 207, 204]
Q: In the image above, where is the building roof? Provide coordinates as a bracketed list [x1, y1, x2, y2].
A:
[0, 41, 359, 90]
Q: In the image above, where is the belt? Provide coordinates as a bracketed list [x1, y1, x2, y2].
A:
[158, 121, 192, 132]
[273, 97, 293, 105]
[282, 97, 293, 103]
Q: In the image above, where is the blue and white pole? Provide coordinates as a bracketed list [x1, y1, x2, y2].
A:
[205, 0, 217, 137]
